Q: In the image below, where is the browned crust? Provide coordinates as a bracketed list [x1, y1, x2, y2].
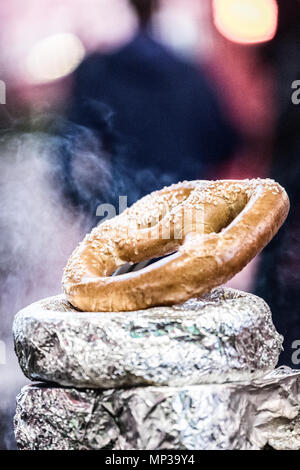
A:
[62, 179, 289, 311]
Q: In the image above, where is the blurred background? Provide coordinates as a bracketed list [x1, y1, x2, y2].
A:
[1, 0, 300, 449]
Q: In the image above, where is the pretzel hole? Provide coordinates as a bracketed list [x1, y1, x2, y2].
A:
[112, 254, 175, 276]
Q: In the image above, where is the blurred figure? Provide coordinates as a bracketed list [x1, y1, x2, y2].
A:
[255, 0, 300, 368]
[67, 0, 238, 206]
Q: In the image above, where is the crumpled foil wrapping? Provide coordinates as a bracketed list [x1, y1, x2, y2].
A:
[14, 367, 300, 450]
[13, 288, 282, 388]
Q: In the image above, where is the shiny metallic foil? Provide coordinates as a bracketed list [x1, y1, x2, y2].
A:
[13, 288, 282, 388]
[14, 368, 300, 450]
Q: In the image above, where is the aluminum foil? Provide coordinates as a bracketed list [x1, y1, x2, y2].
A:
[13, 287, 282, 388]
[14, 367, 300, 450]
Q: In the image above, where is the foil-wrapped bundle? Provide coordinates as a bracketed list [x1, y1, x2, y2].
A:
[14, 368, 300, 450]
[13, 288, 282, 388]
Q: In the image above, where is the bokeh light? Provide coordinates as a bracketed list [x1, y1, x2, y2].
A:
[26, 33, 85, 84]
[213, 0, 278, 45]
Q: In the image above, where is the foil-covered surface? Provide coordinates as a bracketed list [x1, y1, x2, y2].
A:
[13, 288, 282, 388]
[14, 367, 300, 450]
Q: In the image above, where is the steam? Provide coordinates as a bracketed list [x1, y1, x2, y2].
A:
[0, 119, 112, 449]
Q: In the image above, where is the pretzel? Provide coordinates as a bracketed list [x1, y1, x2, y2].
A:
[62, 179, 289, 312]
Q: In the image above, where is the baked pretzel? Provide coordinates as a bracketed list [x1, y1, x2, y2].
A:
[62, 179, 289, 312]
